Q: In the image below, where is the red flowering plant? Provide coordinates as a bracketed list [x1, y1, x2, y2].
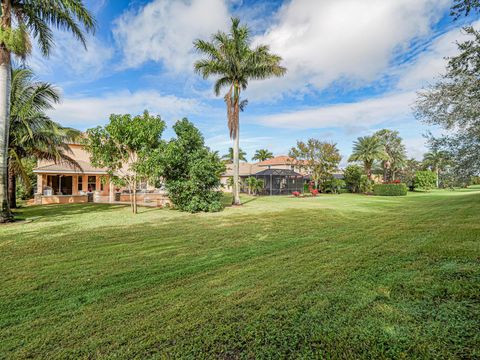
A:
[292, 191, 301, 197]
[383, 179, 401, 184]
[311, 189, 319, 197]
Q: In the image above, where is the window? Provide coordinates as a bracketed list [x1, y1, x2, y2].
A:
[78, 176, 83, 191]
[88, 176, 96, 192]
[100, 176, 104, 191]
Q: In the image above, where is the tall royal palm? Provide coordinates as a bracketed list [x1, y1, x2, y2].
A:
[0, 1, 95, 221]
[9, 68, 79, 208]
[252, 149, 273, 162]
[349, 135, 386, 179]
[194, 18, 286, 205]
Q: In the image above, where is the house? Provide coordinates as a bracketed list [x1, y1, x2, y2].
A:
[33, 142, 169, 207]
[220, 155, 305, 195]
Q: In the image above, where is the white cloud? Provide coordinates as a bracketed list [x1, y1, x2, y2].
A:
[28, 31, 114, 82]
[397, 19, 480, 90]
[112, 0, 229, 71]
[256, 91, 416, 130]
[247, 0, 450, 99]
[49, 90, 201, 129]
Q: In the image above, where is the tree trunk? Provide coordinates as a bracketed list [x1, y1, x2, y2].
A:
[7, 165, 15, 209]
[436, 168, 439, 188]
[232, 108, 241, 205]
[0, 1, 12, 222]
[133, 179, 137, 214]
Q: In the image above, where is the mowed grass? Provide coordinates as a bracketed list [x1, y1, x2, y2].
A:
[1, 188, 479, 359]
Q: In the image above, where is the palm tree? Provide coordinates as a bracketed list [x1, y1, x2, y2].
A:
[222, 147, 247, 163]
[194, 18, 286, 205]
[375, 129, 407, 181]
[252, 149, 273, 162]
[423, 150, 449, 188]
[349, 135, 386, 179]
[0, 1, 95, 221]
[8, 68, 80, 208]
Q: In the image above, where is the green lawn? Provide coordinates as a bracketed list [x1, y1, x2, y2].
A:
[1, 189, 479, 359]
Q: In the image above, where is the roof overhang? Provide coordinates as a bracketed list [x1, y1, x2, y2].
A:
[33, 170, 108, 175]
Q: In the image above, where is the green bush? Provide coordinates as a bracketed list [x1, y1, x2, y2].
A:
[344, 165, 362, 193]
[152, 118, 225, 213]
[414, 170, 437, 190]
[359, 175, 373, 193]
[373, 183, 408, 196]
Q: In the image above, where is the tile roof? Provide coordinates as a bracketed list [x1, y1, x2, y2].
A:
[255, 155, 295, 166]
[33, 160, 108, 174]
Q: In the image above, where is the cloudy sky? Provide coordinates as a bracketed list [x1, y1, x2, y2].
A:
[27, 0, 478, 164]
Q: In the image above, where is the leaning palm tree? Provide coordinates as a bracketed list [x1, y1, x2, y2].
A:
[423, 150, 449, 188]
[194, 18, 286, 205]
[349, 135, 386, 179]
[222, 147, 247, 163]
[0, 1, 95, 221]
[252, 149, 273, 162]
[9, 67, 80, 208]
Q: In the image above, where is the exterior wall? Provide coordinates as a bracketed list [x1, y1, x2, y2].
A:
[37, 144, 91, 168]
[35, 194, 88, 205]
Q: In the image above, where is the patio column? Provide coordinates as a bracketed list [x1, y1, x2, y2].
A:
[82, 175, 88, 192]
[37, 174, 44, 194]
[72, 176, 78, 195]
[109, 180, 114, 203]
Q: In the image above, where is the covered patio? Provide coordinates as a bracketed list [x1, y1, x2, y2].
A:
[254, 168, 304, 195]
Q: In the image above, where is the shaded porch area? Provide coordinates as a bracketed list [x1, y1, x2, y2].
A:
[253, 169, 304, 195]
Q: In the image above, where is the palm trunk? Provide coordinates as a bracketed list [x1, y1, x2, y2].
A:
[7, 165, 15, 209]
[0, 45, 12, 222]
[232, 122, 241, 205]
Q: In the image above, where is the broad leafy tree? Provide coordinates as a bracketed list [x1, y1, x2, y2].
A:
[0, 0, 95, 222]
[451, 0, 480, 19]
[84, 111, 165, 214]
[8, 68, 79, 208]
[415, 26, 480, 181]
[374, 129, 407, 181]
[349, 135, 386, 179]
[222, 147, 247, 163]
[194, 17, 286, 206]
[252, 149, 273, 162]
[151, 118, 225, 213]
[289, 139, 342, 190]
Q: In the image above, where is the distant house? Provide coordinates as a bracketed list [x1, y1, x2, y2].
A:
[33, 143, 169, 206]
[220, 155, 306, 195]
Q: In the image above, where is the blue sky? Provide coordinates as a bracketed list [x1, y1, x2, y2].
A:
[27, 0, 479, 165]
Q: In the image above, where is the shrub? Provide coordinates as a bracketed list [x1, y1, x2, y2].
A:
[344, 165, 363, 193]
[311, 189, 319, 197]
[359, 175, 373, 193]
[292, 191, 300, 197]
[414, 171, 437, 190]
[323, 178, 345, 194]
[373, 183, 408, 196]
[154, 119, 225, 213]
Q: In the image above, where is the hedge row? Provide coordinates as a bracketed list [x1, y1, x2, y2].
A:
[373, 183, 408, 196]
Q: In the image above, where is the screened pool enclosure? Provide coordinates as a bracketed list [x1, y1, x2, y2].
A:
[252, 169, 304, 195]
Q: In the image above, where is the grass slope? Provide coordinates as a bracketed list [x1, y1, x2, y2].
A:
[1, 188, 479, 359]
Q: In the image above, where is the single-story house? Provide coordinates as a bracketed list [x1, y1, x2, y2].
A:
[33, 142, 169, 207]
[221, 155, 309, 195]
